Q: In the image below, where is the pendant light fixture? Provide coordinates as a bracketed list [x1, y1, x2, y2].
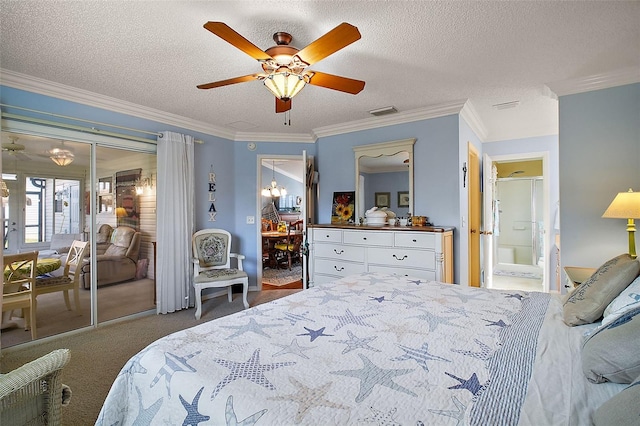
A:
[49, 141, 74, 166]
[261, 160, 287, 198]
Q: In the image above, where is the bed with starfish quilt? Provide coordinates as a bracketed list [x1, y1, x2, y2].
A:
[96, 272, 624, 425]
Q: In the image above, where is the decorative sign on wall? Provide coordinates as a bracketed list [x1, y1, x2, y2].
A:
[208, 167, 216, 222]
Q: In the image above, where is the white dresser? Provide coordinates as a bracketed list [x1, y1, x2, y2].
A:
[309, 225, 453, 286]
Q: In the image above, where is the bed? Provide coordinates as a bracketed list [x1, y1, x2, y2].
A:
[97, 271, 630, 425]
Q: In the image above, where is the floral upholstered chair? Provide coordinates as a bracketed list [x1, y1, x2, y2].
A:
[192, 229, 249, 319]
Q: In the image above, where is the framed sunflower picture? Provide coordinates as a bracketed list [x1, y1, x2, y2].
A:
[331, 191, 355, 224]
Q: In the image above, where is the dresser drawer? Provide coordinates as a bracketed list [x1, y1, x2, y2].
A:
[368, 247, 435, 270]
[394, 232, 437, 250]
[368, 265, 436, 281]
[315, 258, 366, 277]
[312, 229, 342, 243]
[343, 230, 393, 247]
[314, 243, 365, 262]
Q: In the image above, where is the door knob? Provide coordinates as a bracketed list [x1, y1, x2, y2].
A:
[470, 229, 477, 234]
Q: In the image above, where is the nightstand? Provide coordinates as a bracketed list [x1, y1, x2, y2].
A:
[564, 266, 597, 290]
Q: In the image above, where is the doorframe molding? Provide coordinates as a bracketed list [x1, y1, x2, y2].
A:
[483, 151, 551, 293]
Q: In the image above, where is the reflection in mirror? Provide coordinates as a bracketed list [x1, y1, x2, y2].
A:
[354, 138, 415, 219]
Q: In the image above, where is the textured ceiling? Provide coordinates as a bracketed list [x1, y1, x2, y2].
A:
[1, 1, 639, 142]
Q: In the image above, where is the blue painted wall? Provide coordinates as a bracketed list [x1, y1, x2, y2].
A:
[362, 171, 410, 214]
[316, 116, 462, 282]
[559, 83, 640, 270]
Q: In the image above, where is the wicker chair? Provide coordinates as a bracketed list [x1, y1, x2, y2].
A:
[0, 349, 71, 426]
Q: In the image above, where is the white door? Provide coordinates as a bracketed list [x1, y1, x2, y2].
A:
[482, 153, 496, 288]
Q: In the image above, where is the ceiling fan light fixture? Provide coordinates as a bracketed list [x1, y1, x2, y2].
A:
[50, 151, 74, 166]
[263, 69, 307, 101]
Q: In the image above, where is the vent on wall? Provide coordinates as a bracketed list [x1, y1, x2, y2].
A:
[368, 106, 398, 116]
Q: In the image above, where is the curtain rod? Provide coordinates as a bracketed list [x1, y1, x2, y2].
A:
[0, 103, 203, 143]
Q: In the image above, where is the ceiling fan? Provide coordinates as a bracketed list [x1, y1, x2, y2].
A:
[2, 136, 31, 161]
[197, 22, 365, 113]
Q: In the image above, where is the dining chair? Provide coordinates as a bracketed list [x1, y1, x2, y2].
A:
[34, 240, 88, 313]
[2, 251, 39, 340]
[192, 229, 249, 320]
[273, 220, 304, 270]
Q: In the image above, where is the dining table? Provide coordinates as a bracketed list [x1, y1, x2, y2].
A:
[3, 257, 62, 282]
[261, 230, 303, 269]
[2, 256, 62, 331]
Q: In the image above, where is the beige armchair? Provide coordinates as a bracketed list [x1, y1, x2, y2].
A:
[81, 226, 141, 288]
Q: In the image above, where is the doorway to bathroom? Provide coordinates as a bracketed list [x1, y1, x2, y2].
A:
[484, 155, 549, 293]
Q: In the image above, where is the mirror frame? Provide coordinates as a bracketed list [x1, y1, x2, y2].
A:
[353, 138, 416, 219]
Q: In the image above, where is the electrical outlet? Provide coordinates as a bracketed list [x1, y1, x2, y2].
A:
[246, 216, 255, 224]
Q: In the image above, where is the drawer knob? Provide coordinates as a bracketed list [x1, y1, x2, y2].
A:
[363, 237, 367, 240]
[393, 254, 408, 261]
[334, 266, 345, 272]
[334, 249, 344, 255]
[412, 239, 417, 242]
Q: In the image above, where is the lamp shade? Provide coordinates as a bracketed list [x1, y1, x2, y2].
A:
[263, 69, 307, 100]
[50, 152, 74, 166]
[602, 189, 640, 219]
[115, 207, 127, 218]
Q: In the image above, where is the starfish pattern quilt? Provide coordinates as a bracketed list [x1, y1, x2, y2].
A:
[97, 272, 623, 425]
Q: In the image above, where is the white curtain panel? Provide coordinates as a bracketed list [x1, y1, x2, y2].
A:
[156, 131, 195, 314]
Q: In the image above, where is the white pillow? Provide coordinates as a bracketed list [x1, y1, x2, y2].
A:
[602, 274, 640, 326]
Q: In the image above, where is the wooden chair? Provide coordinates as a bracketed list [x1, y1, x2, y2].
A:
[2, 251, 39, 340]
[261, 218, 276, 232]
[0, 349, 71, 425]
[34, 240, 88, 313]
[192, 229, 249, 320]
[274, 220, 304, 270]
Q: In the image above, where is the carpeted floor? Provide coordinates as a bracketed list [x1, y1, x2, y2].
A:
[0, 288, 300, 426]
[262, 264, 302, 286]
[1, 278, 156, 348]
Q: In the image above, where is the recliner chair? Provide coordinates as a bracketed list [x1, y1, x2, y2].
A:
[81, 225, 141, 288]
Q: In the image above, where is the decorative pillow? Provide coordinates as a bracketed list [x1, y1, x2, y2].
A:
[582, 305, 640, 383]
[602, 275, 640, 326]
[563, 254, 640, 326]
[593, 373, 640, 426]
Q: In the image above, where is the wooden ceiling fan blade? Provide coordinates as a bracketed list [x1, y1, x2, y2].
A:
[197, 74, 260, 89]
[203, 22, 273, 62]
[296, 22, 361, 66]
[275, 98, 291, 113]
[307, 71, 365, 94]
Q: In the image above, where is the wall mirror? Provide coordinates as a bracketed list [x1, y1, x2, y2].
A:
[353, 138, 416, 219]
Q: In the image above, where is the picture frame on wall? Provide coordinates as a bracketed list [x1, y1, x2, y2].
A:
[398, 191, 410, 208]
[375, 192, 390, 208]
[331, 191, 355, 224]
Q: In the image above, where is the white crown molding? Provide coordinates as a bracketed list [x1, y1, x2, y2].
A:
[234, 131, 316, 143]
[0, 68, 238, 141]
[312, 100, 467, 139]
[545, 67, 640, 97]
[460, 100, 488, 142]
[1, 68, 471, 143]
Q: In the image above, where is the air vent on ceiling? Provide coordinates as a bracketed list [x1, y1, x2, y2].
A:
[368, 106, 398, 116]
[492, 100, 520, 110]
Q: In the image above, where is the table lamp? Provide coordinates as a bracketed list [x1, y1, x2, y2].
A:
[602, 188, 640, 259]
